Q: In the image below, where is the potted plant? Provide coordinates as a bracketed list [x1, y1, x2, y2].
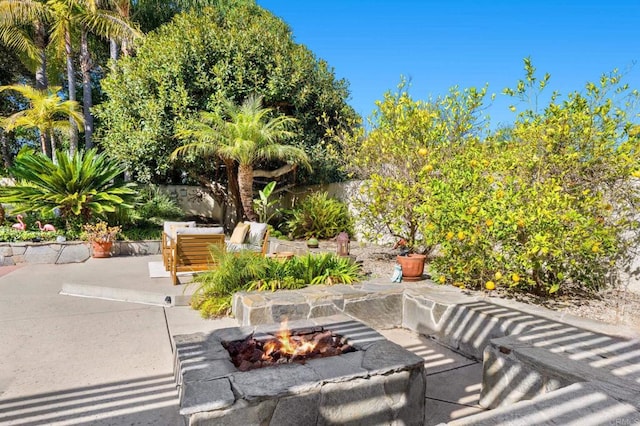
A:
[393, 239, 427, 281]
[83, 221, 121, 258]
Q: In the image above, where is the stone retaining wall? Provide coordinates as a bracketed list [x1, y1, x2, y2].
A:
[0, 240, 161, 265]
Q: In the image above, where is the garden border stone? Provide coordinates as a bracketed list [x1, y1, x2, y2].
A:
[0, 240, 160, 265]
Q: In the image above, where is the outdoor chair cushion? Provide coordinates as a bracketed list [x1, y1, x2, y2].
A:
[174, 226, 225, 236]
[229, 222, 251, 244]
[245, 221, 269, 247]
[226, 222, 269, 253]
[163, 221, 196, 242]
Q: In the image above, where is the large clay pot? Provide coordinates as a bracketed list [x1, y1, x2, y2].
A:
[396, 253, 426, 281]
[92, 241, 113, 258]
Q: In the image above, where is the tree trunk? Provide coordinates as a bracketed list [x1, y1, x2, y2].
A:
[80, 28, 94, 149]
[34, 21, 48, 90]
[238, 163, 258, 221]
[0, 130, 12, 168]
[225, 159, 244, 222]
[65, 30, 78, 155]
[109, 38, 119, 62]
[34, 19, 52, 160]
[121, 39, 130, 57]
[50, 131, 57, 164]
[39, 131, 48, 159]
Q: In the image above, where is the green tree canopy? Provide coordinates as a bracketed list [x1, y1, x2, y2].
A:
[94, 3, 356, 186]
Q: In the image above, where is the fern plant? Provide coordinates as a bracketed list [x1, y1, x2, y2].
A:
[287, 192, 353, 239]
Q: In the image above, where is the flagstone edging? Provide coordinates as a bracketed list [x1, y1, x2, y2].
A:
[0, 240, 161, 265]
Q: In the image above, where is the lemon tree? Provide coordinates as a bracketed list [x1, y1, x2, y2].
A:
[348, 61, 640, 297]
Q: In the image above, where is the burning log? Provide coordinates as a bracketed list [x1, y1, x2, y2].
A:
[222, 325, 355, 372]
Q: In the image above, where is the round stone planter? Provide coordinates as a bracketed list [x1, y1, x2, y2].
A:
[396, 253, 426, 281]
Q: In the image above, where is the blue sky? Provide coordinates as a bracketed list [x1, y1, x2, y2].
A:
[257, 1, 640, 127]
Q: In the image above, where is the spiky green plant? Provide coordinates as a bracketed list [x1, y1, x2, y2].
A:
[0, 147, 137, 228]
[191, 248, 362, 318]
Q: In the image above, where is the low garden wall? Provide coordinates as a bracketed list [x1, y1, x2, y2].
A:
[0, 240, 161, 266]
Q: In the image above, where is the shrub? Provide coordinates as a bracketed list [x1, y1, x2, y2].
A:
[0, 227, 60, 242]
[191, 249, 362, 317]
[347, 63, 640, 297]
[286, 192, 353, 239]
[0, 148, 138, 230]
[137, 186, 184, 223]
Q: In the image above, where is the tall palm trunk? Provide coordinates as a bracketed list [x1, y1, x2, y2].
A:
[238, 163, 258, 221]
[49, 130, 57, 164]
[225, 159, 244, 223]
[80, 28, 94, 149]
[0, 130, 11, 168]
[39, 131, 49, 158]
[34, 21, 52, 158]
[64, 29, 78, 155]
[34, 21, 48, 90]
[109, 38, 118, 62]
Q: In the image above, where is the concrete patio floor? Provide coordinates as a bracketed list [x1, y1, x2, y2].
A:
[0, 255, 490, 425]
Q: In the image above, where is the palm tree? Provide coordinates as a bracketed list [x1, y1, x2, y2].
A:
[47, 0, 140, 150]
[1, 0, 140, 153]
[75, 0, 140, 149]
[0, 0, 49, 89]
[0, 84, 84, 160]
[173, 95, 311, 221]
[0, 147, 137, 225]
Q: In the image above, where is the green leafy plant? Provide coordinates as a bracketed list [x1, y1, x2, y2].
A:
[253, 181, 278, 224]
[191, 248, 362, 318]
[286, 192, 353, 239]
[0, 148, 138, 229]
[138, 185, 184, 223]
[0, 227, 59, 242]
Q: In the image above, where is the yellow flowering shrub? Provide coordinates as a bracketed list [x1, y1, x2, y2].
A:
[347, 63, 640, 296]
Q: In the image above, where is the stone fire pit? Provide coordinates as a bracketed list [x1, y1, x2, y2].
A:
[173, 315, 425, 425]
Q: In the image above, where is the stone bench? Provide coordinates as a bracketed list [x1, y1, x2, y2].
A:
[447, 381, 640, 425]
[233, 279, 640, 423]
[232, 278, 406, 330]
[479, 327, 640, 410]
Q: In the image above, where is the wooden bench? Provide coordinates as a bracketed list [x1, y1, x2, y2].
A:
[169, 233, 225, 285]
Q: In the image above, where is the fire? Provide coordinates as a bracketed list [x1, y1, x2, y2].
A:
[262, 320, 318, 360]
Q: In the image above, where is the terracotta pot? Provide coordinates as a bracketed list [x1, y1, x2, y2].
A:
[396, 253, 426, 281]
[92, 241, 113, 258]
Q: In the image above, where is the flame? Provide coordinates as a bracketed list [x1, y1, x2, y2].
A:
[262, 319, 318, 360]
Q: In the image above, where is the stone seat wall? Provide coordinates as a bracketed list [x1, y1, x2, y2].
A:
[232, 279, 640, 416]
[0, 240, 161, 266]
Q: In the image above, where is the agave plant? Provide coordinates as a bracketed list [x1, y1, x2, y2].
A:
[0, 147, 138, 227]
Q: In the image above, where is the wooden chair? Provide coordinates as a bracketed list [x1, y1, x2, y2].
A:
[161, 221, 196, 270]
[169, 230, 225, 285]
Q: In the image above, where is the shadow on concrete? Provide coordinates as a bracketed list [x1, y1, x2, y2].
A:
[449, 380, 640, 425]
[0, 374, 180, 425]
[409, 298, 640, 422]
